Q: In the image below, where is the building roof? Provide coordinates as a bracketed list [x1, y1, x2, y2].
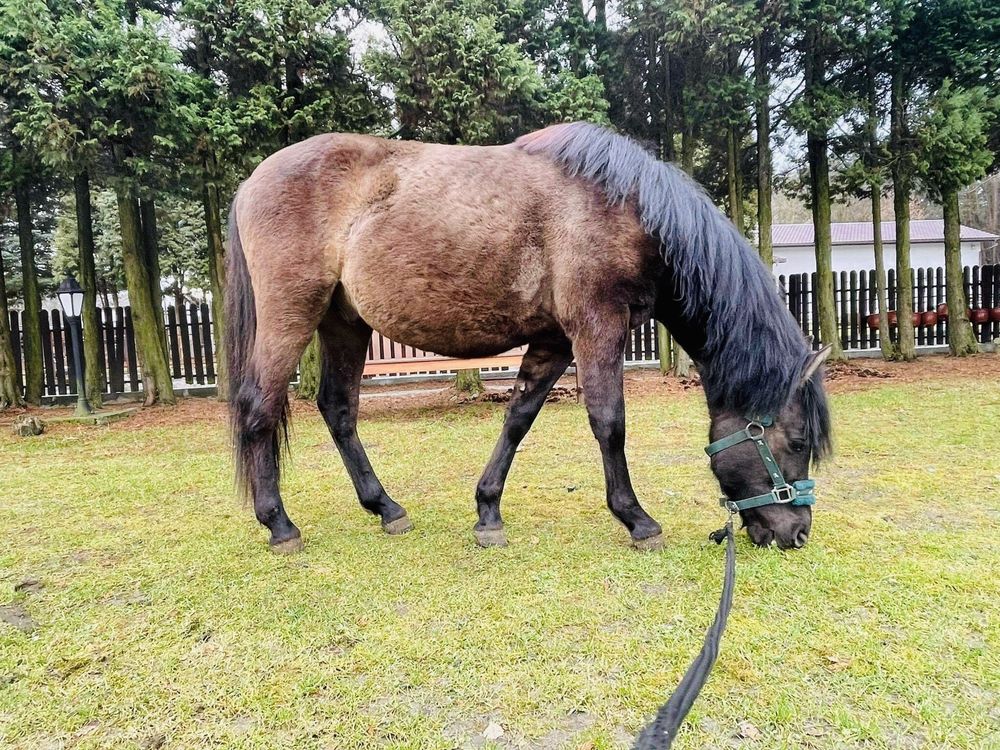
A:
[772, 220, 999, 247]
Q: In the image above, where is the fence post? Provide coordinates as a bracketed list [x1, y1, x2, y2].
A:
[189, 303, 205, 384]
[124, 306, 139, 392]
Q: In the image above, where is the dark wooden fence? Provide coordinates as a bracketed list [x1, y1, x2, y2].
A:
[8, 264, 999, 397]
[8, 303, 216, 398]
[779, 263, 999, 352]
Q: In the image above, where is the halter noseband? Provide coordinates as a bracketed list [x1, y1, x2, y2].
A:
[704, 415, 816, 514]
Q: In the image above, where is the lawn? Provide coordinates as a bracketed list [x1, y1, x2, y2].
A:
[1, 361, 998, 750]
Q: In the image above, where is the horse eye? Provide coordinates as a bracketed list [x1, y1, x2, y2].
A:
[789, 440, 807, 454]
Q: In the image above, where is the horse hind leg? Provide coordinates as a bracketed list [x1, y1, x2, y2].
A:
[227, 224, 335, 551]
[316, 309, 411, 534]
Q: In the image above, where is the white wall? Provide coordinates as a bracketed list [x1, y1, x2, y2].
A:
[774, 242, 984, 277]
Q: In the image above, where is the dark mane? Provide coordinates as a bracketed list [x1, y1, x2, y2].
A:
[516, 122, 831, 458]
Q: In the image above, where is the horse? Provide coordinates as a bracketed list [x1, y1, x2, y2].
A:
[224, 122, 832, 555]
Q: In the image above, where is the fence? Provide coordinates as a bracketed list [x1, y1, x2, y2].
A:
[780, 263, 999, 352]
[8, 264, 999, 398]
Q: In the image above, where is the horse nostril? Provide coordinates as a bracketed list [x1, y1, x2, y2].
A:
[793, 528, 810, 548]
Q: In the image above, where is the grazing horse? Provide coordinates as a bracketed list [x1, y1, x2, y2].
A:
[225, 122, 831, 554]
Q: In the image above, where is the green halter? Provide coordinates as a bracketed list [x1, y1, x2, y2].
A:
[704, 415, 817, 514]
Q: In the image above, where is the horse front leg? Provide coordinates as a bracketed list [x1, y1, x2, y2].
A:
[474, 341, 573, 546]
[573, 317, 664, 550]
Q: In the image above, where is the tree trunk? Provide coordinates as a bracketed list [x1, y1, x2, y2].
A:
[890, 51, 915, 360]
[754, 30, 773, 268]
[0, 246, 24, 409]
[804, 31, 844, 361]
[661, 46, 675, 162]
[807, 133, 843, 360]
[726, 127, 744, 231]
[943, 189, 979, 356]
[864, 49, 892, 361]
[455, 367, 484, 395]
[14, 178, 43, 405]
[871, 190, 893, 359]
[203, 170, 228, 400]
[75, 172, 104, 407]
[139, 196, 167, 354]
[296, 334, 321, 400]
[116, 184, 175, 405]
[673, 129, 695, 378]
[656, 323, 671, 374]
[566, 0, 588, 78]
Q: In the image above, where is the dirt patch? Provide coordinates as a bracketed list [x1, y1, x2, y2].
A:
[825, 361, 893, 381]
[0, 602, 36, 633]
[478, 385, 579, 404]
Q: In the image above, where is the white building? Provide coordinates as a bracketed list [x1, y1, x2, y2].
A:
[772, 220, 998, 276]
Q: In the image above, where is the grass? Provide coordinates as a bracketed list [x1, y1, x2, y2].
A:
[1, 369, 998, 749]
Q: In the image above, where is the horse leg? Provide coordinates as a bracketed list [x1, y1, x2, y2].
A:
[474, 342, 573, 547]
[234, 307, 326, 554]
[573, 315, 664, 549]
[316, 312, 411, 534]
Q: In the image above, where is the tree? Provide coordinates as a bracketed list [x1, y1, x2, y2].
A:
[915, 82, 996, 355]
[98, 0, 189, 405]
[366, 0, 547, 144]
[0, 0, 51, 404]
[0, 203, 22, 407]
[754, 0, 792, 268]
[911, 0, 1000, 356]
[18, 1, 109, 406]
[887, 0, 918, 359]
[787, 0, 864, 361]
[838, 4, 893, 359]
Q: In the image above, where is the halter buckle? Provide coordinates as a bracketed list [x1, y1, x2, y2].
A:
[771, 484, 795, 504]
[745, 421, 765, 439]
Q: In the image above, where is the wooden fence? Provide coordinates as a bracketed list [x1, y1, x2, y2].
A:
[780, 263, 999, 352]
[8, 264, 999, 398]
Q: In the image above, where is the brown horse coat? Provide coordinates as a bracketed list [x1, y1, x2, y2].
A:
[226, 123, 830, 556]
[236, 134, 659, 361]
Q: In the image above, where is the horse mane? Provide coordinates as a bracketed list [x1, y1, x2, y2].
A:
[516, 122, 831, 458]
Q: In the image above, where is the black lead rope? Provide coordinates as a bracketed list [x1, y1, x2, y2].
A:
[632, 517, 736, 750]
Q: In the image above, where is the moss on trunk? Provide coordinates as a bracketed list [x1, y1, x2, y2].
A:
[203, 169, 228, 400]
[943, 189, 979, 356]
[14, 178, 43, 405]
[75, 172, 104, 407]
[871, 191, 894, 360]
[297, 334, 321, 401]
[891, 60, 916, 361]
[455, 368, 483, 395]
[116, 185, 175, 406]
[0, 246, 23, 409]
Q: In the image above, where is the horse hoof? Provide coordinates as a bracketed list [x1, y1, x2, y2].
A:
[632, 533, 664, 552]
[475, 528, 508, 548]
[270, 536, 304, 555]
[383, 514, 413, 535]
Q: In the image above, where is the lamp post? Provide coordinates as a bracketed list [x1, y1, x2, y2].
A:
[56, 276, 92, 415]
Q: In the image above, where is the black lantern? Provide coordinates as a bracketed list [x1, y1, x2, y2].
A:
[56, 276, 92, 415]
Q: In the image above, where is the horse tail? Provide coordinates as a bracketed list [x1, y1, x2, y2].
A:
[224, 192, 290, 498]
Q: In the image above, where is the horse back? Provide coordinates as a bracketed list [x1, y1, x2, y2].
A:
[236, 133, 660, 356]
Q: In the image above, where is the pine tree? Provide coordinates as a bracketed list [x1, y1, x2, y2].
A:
[787, 0, 865, 360]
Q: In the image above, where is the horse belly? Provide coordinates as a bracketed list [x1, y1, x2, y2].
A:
[340, 211, 556, 358]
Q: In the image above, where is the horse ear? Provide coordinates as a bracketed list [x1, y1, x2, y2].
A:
[800, 344, 833, 384]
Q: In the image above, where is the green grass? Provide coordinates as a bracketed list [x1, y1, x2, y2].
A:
[1, 374, 998, 749]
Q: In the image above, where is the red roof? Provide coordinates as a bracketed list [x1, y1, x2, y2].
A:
[772, 220, 998, 247]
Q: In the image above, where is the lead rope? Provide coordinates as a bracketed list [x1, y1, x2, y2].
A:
[632, 515, 736, 750]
